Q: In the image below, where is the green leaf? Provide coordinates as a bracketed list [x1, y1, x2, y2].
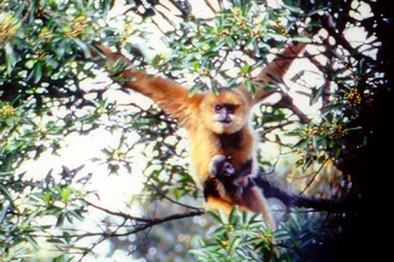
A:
[292, 35, 312, 43]
[56, 39, 68, 58]
[0, 201, 10, 223]
[63, 231, 71, 243]
[45, 56, 60, 70]
[266, 32, 287, 41]
[152, 54, 163, 67]
[229, 206, 238, 226]
[310, 84, 325, 105]
[245, 79, 252, 92]
[60, 186, 72, 202]
[5, 42, 16, 74]
[302, 157, 313, 172]
[26, 235, 40, 250]
[241, 64, 250, 74]
[283, 3, 304, 14]
[266, 73, 283, 84]
[33, 62, 43, 83]
[74, 38, 91, 58]
[53, 255, 66, 262]
[211, 81, 220, 95]
[345, 126, 362, 132]
[206, 211, 222, 223]
[43, 193, 52, 203]
[242, 210, 249, 226]
[173, 188, 180, 200]
[192, 60, 200, 71]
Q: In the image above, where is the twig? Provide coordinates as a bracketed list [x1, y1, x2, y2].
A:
[85, 200, 152, 223]
[204, 0, 218, 14]
[304, 51, 331, 112]
[148, 184, 203, 211]
[168, 0, 191, 19]
[78, 219, 127, 262]
[259, 121, 294, 139]
[300, 158, 329, 194]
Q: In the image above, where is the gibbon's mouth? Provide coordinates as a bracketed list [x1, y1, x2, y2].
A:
[218, 119, 232, 124]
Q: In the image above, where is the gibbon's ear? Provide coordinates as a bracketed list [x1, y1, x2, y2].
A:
[238, 42, 307, 105]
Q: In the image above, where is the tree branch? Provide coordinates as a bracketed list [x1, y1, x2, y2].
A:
[274, 91, 309, 124]
[254, 174, 361, 213]
[259, 121, 294, 141]
[148, 184, 204, 211]
[304, 50, 331, 112]
[85, 200, 153, 222]
[74, 210, 204, 239]
[203, 0, 218, 14]
[319, 14, 375, 64]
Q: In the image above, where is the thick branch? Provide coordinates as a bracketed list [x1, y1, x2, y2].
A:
[85, 199, 204, 230]
[274, 92, 310, 124]
[254, 175, 361, 213]
[76, 210, 204, 240]
[319, 14, 375, 64]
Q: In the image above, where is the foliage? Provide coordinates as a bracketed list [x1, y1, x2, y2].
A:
[0, 0, 121, 260]
[0, 0, 390, 261]
[191, 209, 336, 262]
[191, 209, 280, 262]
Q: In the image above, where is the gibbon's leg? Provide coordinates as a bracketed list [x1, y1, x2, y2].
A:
[241, 186, 277, 230]
[244, 186, 280, 256]
[205, 195, 235, 214]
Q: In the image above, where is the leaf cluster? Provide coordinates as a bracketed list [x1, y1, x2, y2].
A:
[191, 209, 285, 262]
[155, 0, 313, 95]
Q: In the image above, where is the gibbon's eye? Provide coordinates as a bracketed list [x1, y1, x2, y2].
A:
[215, 104, 223, 112]
[226, 104, 236, 114]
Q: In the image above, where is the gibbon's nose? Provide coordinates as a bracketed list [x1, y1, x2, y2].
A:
[217, 108, 232, 123]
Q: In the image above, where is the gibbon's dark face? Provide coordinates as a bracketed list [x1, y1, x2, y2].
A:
[214, 103, 236, 124]
[220, 161, 236, 177]
[201, 89, 250, 134]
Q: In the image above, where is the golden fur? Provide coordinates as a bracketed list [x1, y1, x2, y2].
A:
[94, 42, 306, 229]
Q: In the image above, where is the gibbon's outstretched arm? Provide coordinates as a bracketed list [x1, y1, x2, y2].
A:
[239, 42, 306, 105]
[93, 45, 203, 126]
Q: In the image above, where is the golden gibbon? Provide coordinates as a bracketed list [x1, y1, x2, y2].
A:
[94, 42, 306, 230]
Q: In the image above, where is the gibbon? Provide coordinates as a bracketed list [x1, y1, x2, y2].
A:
[94, 42, 306, 230]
